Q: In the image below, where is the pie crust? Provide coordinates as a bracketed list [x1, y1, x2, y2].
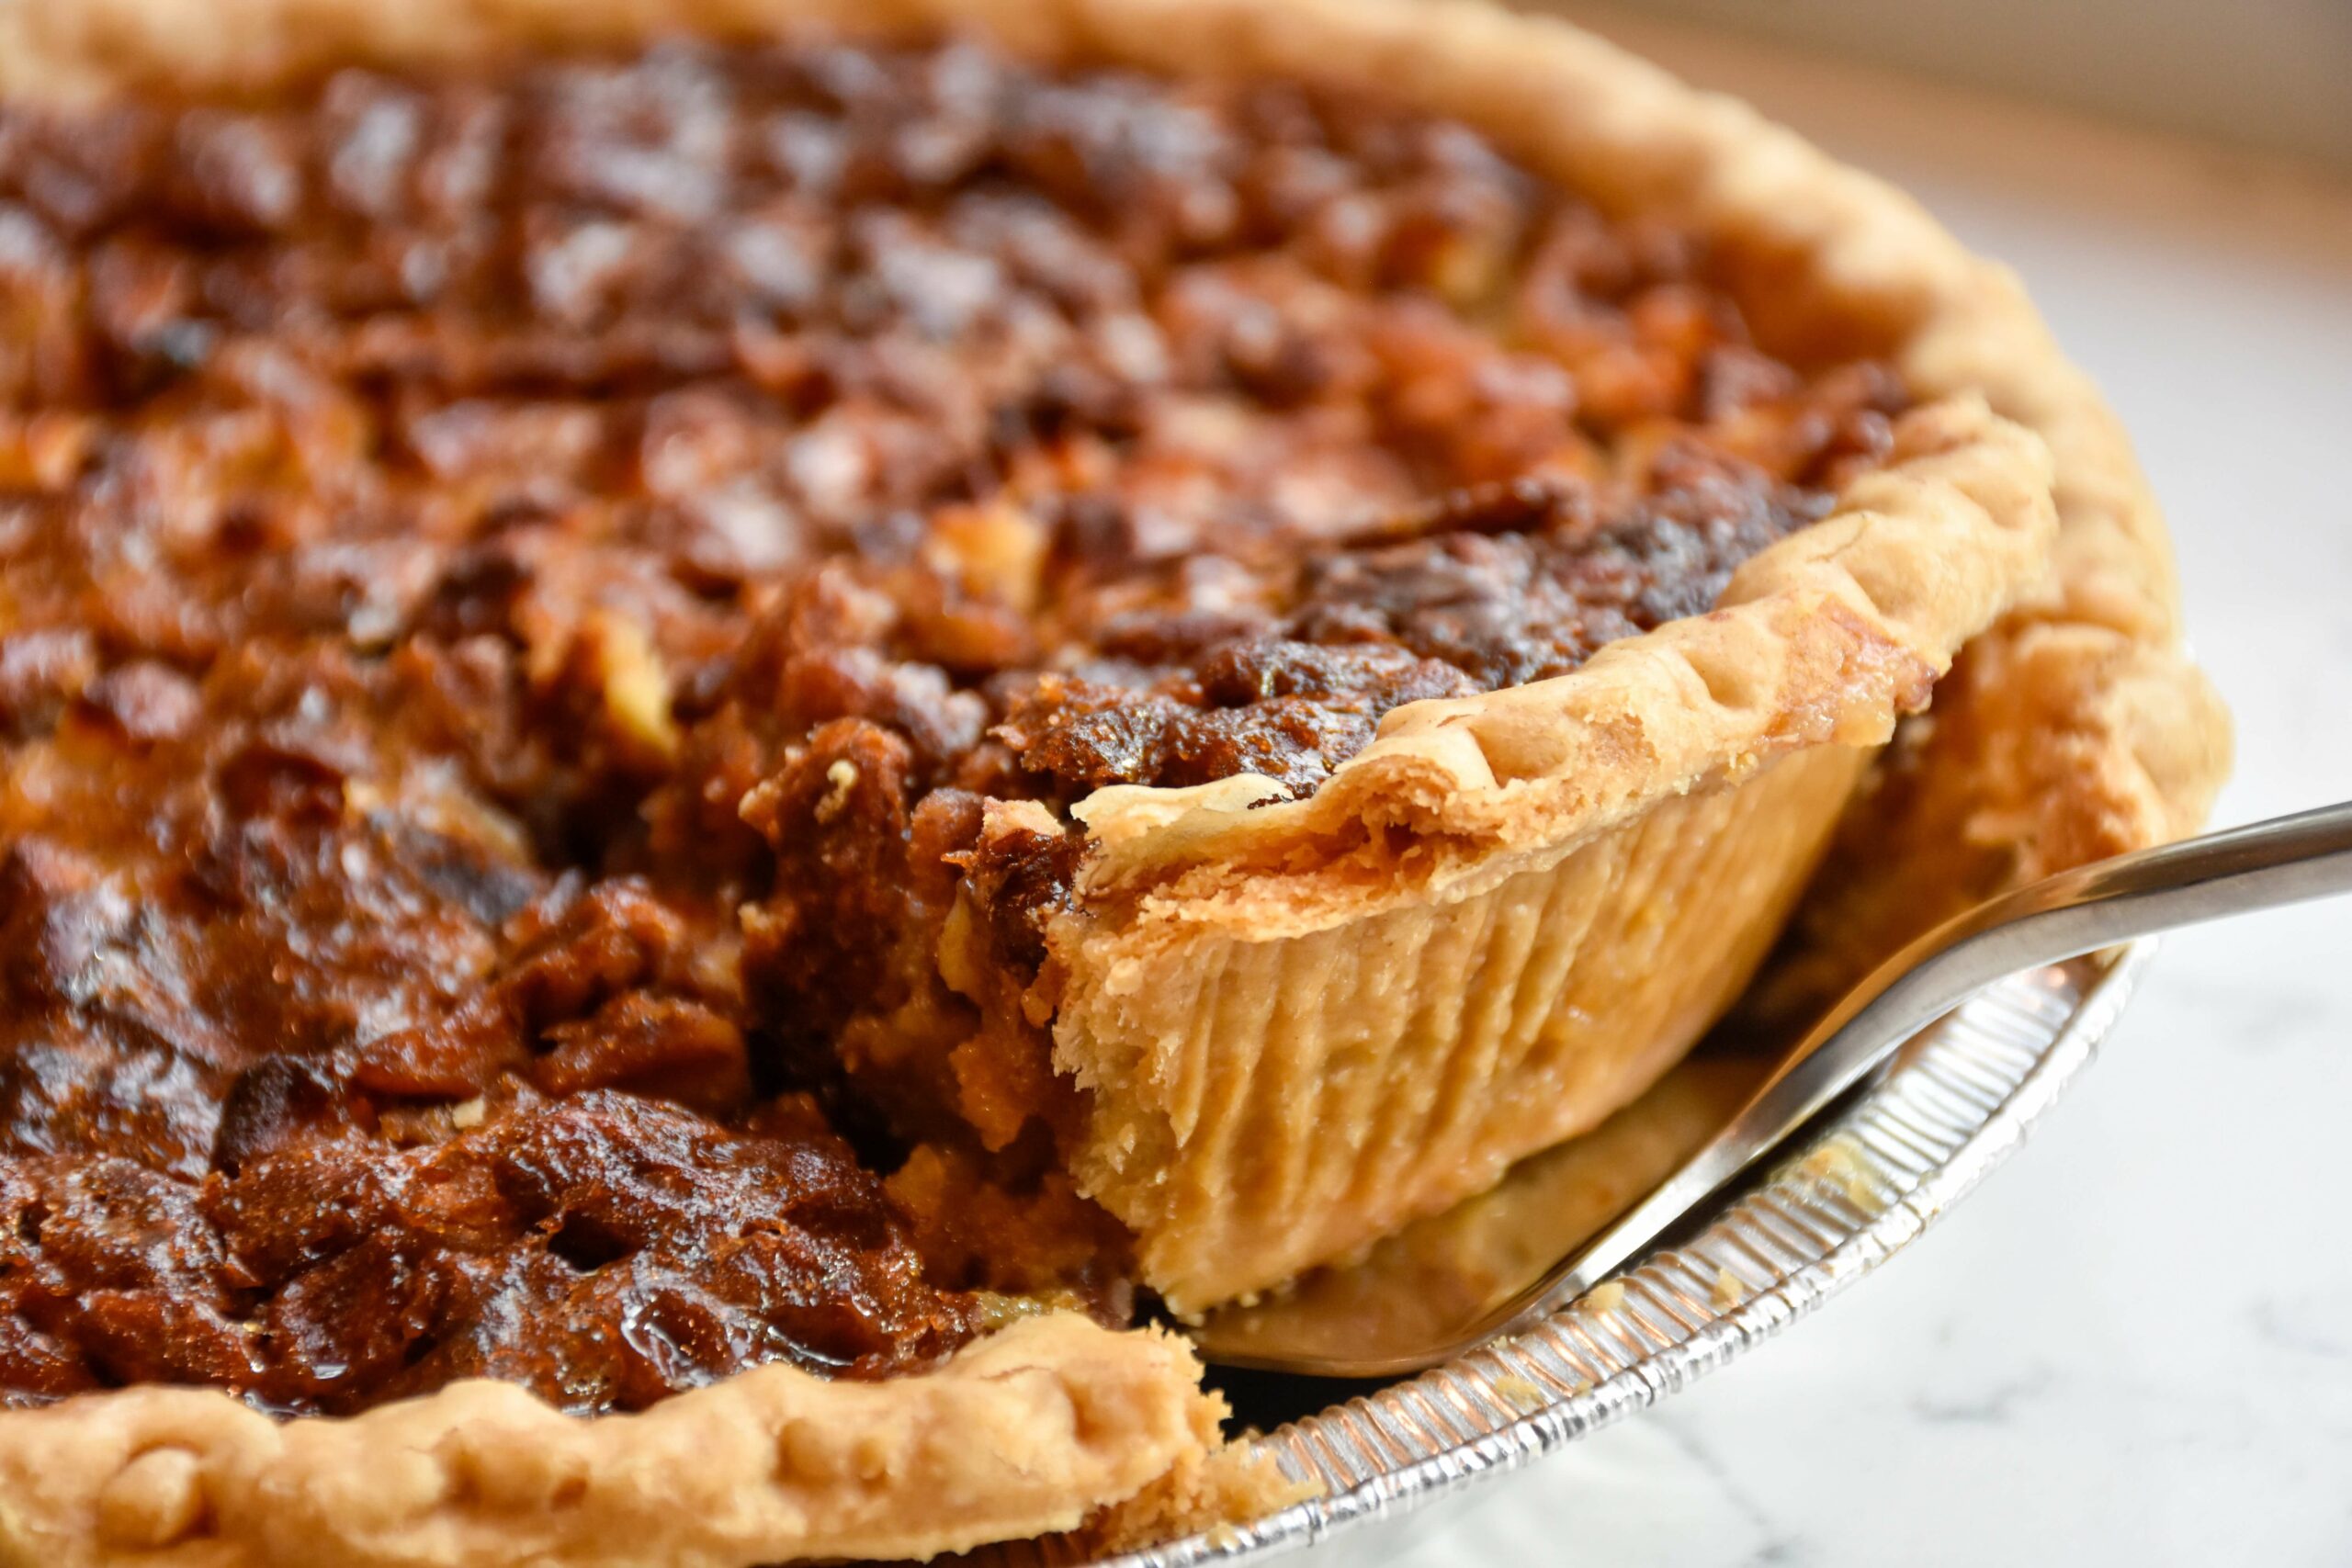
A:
[0, 1315, 1238, 1567]
[0, 0, 2229, 1562]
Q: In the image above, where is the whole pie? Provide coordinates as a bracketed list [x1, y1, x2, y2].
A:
[0, 0, 2227, 1562]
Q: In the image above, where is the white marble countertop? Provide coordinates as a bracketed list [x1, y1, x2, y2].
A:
[1338, 12, 2352, 1566]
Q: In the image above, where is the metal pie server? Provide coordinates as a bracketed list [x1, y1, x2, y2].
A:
[1191, 799, 2352, 1378]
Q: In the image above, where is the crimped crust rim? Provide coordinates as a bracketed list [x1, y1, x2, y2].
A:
[0, 1315, 1238, 1568]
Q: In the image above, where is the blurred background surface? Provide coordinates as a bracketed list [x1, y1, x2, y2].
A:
[1575, 0, 2352, 169]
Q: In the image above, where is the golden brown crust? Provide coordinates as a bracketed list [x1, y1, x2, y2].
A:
[0, 0, 2227, 1559]
[0, 1315, 1250, 1568]
[1069, 395, 2056, 912]
[1043, 391, 2068, 1308]
[1057, 739, 1875, 1311]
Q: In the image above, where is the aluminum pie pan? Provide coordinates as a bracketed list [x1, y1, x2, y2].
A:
[1033, 946, 2146, 1567]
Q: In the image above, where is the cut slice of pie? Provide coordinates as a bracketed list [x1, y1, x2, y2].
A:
[0, 0, 2226, 1563]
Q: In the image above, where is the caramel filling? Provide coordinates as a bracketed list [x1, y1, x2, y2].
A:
[0, 38, 1903, 1413]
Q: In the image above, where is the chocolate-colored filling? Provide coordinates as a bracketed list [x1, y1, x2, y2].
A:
[0, 37, 1904, 1414]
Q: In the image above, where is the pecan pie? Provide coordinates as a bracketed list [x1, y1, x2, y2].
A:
[0, 0, 2226, 1563]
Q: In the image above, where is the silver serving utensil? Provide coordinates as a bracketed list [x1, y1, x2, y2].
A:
[1192, 799, 2352, 1378]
